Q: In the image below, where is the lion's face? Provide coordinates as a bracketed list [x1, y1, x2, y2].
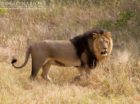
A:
[93, 32, 113, 60]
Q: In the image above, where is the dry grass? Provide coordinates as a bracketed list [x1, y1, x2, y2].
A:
[0, 1, 140, 104]
[0, 55, 140, 104]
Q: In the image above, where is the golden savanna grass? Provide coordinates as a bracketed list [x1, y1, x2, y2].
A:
[0, 1, 140, 104]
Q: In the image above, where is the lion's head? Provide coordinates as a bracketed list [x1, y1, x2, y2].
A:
[92, 31, 113, 61]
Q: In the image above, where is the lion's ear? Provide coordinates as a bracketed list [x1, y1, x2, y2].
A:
[92, 33, 98, 39]
[105, 32, 112, 37]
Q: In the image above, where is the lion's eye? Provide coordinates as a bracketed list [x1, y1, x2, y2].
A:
[105, 40, 109, 44]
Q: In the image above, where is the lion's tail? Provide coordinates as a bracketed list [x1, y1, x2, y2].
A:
[11, 40, 31, 69]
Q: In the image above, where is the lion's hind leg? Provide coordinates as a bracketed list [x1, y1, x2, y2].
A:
[30, 55, 46, 80]
[30, 61, 42, 80]
[41, 60, 52, 82]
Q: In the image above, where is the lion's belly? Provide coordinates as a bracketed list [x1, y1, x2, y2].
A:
[54, 58, 81, 67]
[44, 40, 81, 67]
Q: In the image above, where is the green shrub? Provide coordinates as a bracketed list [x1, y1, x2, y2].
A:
[97, 20, 114, 30]
[115, 11, 135, 28]
[0, 8, 7, 15]
[98, 10, 135, 30]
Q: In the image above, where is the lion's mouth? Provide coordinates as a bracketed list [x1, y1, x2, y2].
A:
[101, 51, 108, 56]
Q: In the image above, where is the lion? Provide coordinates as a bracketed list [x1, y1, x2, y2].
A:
[11, 29, 113, 81]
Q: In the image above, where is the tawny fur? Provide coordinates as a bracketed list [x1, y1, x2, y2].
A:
[11, 30, 113, 81]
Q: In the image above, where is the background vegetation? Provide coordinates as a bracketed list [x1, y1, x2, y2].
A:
[0, 0, 140, 104]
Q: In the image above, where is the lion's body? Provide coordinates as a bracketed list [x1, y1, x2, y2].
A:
[11, 29, 113, 81]
[32, 40, 81, 67]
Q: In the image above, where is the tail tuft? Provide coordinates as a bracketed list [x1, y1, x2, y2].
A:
[11, 58, 17, 64]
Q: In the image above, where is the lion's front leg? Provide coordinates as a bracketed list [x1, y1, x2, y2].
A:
[74, 68, 91, 81]
[84, 68, 91, 77]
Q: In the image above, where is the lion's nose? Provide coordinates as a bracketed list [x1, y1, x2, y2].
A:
[103, 48, 108, 52]
[103, 47, 107, 50]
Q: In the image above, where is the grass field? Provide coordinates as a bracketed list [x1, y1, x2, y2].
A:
[0, 0, 140, 104]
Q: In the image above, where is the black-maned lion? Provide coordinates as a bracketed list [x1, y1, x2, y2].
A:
[11, 29, 113, 81]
